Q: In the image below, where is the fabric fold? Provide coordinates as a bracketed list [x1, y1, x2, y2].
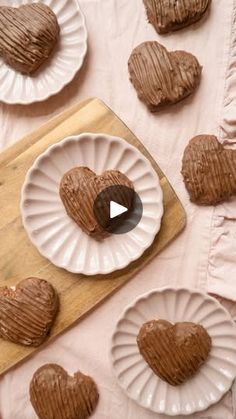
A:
[220, 3, 236, 139]
[207, 0, 236, 303]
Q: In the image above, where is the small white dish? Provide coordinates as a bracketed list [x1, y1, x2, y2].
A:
[21, 133, 164, 275]
[0, 0, 87, 104]
[111, 287, 236, 416]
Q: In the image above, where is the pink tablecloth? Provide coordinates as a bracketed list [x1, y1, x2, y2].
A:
[1, 0, 236, 418]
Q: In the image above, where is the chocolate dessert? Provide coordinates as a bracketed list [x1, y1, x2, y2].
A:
[30, 364, 99, 419]
[137, 319, 211, 385]
[0, 3, 60, 74]
[182, 135, 236, 205]
[0, 277, 59, 346]
[128, 41, 201, 111]
[143, 0, 211, 34]
[60, 167, 134, 239]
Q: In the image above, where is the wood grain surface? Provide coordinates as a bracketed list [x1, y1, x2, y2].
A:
[0, 97, 186, 375]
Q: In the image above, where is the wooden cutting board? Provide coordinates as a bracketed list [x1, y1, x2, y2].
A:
[0, 97, 186, 375]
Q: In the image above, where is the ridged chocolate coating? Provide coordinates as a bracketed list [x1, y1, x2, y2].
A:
[30, 364, 99, 419]
[143, 0, 211, 34]
[182, 135, 236, 205]
[128, 41, 201, 111]
[0, 3, 60, 74]
[60, 167, 134, 240]
[137, 319, 211, 386]
[0, 277, 59, 347]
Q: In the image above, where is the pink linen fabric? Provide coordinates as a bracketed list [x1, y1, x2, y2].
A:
[0, 0, 236, 418]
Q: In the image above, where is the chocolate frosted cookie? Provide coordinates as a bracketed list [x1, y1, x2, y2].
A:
[0, 3, 60, 74]
[137, 319, 211, 385]
[128, 41, 201, 111]
[143, 0, 211, 34]
[60, 167, 134, 240]
[0, 277, 59, 346]
[182, 135, 236, 205]
[30, 364, 99, 419]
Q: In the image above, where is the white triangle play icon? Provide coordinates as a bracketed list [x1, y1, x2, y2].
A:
[110, 201, 128, 219]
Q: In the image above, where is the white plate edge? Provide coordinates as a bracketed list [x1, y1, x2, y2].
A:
[110, 286, 236, 416]
[0, 0, 88, 105]
[20, 132, 164, 275]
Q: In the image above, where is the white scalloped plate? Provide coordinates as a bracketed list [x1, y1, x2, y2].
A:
[111, 288, 236, 416]
[21, 133, 164, 275]
[0, 0, 87, 104]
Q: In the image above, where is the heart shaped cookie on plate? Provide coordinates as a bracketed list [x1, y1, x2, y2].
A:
[128, 41, 201, 111]
[30, 364, 99, 419]
[143, 0, 211, 34]
[137, 319, 211, 385]
[182, 135, 236, 205]
[0, 3, 60, 74]
[60, 167, 134, 239]
[0, 277, 59, 347]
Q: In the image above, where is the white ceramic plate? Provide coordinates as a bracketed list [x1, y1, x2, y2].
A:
[0, 0, 87, 104]
[111, 287, 236, 416]
[21, 133, 164, 275]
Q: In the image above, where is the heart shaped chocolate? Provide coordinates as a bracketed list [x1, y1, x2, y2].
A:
[143, 0, 211, 34]
[137, 319, 211, 385]
[60, 167, 134, 239]
[128, 41, 201, 111]
[0, 3, 60, 74]
[0, 277, 59, 347]
[30, 364, 99, 419]
[182, 135, 236, 205]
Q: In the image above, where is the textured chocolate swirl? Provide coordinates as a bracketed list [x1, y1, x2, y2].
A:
[128, 41, 201, 111]
[30, 364, 99, 419]
[60, 167, 134, 240]
[137, 319, 211, 386]
[0, 277, 59, 346]
[143, 0, 211, 34]
[182, 135, 236, 205]
[0, 3, 60, 74]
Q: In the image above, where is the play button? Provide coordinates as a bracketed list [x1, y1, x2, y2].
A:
[110, 201, 128, 219]
[93, 185, 143, 235]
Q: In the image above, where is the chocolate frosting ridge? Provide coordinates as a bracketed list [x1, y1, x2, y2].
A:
[137, 319, 211, 385]
[143, 0, 211, 34]
[60, 167, 134, 239]
[0, 3, 60, 74]
[30, 364, 99, 419]
[0, 277, 59, 346]
[182, 135, 236, 205]
[128, 41, 201, 111]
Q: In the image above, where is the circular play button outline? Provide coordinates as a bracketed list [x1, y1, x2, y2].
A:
[93, 185, 143, 235]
